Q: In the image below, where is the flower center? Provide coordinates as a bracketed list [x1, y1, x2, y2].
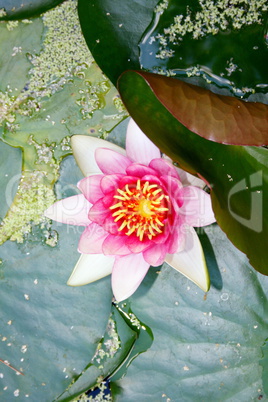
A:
[110, 179, 169, 241]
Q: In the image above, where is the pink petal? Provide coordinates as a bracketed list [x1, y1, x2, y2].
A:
[95, 148, 132, 174]
[126, 118, 161, 164]
[166, 219, 185, 254]
[143, 243, 167, 266]
[160, 175, 184, 207]
[103, 215, 120, 235]
[44, 194, 91, 226]
[78, 223, 108, 254]
[125, 236, 152, 253]
[150, 227, 170, 245]
[102, 234, 131, 256]
[67, 254, 114, 286]
[149, 158, 179, 179]
[101, 174, 124, 195]
[71, 135, 126, 176]
[102, 193, 115, 208]
[119, 175, 140, 187]
[78, 175, 104, 204]
[179, 187, 215, 227]
[126, 163, 157, 178]
[88, 198, 110, 225]
[139, 175, 162, 186]
[112, 253, 150, 301]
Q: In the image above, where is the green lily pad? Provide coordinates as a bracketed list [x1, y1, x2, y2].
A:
[0, 18, 43, 96]
[261, 340, 268, 396]
[118, 70, 268, 276]
[77, 0, 159, 86]
[0, 0, 64, 20]
[78, 0, 268, 100]
[140, 0, 268, 99]
[111, 224, 268, 400]
[0, 140, 21, 220]
[0, 155, 112, 401]
[57, 303, 153, 401]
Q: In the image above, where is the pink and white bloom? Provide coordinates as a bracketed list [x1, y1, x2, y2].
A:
[45, 119, 215, 301]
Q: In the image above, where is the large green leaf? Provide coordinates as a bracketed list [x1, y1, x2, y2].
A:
[0, 155, 112, 401]
[77, 0, 159, 86]
[78, 0, 268, 101]
[0, 0, 64, 20]
[118, 70, 268, 275]
[111, 224, 268, 400]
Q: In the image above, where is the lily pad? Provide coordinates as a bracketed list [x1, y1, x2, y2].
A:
[78, 0, 268, 100]
[0, 156, 112, 401]
[0, 0, 65, 20]
[57, 303, 153, 401]
[0, 140, 21, 220]
[77, 0, 159, 86]
[140, 0, 268, 99]
[111, 224, 268, 400]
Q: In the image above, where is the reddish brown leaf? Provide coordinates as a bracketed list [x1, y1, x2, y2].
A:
[139, 71, 268, 146]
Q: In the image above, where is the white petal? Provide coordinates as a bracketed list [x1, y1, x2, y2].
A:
[112, 253, 150, 302]
[165, 227, 210, 292]
[176, 168, 206, 189]
[67, 253, 114, 286]
[180, 187, 215, 227]
[44, 194, 91, 226]
[71, 135, 126, 176]
[126, 118, 161, 164]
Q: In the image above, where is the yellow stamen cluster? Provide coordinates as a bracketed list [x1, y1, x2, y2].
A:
[110, 179, 170, 241]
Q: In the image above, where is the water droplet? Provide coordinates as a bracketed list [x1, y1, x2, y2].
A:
[21, 345, 28, 353]
[221, 292, 229, 301]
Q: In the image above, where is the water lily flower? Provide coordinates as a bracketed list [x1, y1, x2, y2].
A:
[45, 119, 215, 301]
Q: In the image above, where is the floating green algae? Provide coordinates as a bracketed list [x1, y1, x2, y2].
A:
[0, 0, 127, 245]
